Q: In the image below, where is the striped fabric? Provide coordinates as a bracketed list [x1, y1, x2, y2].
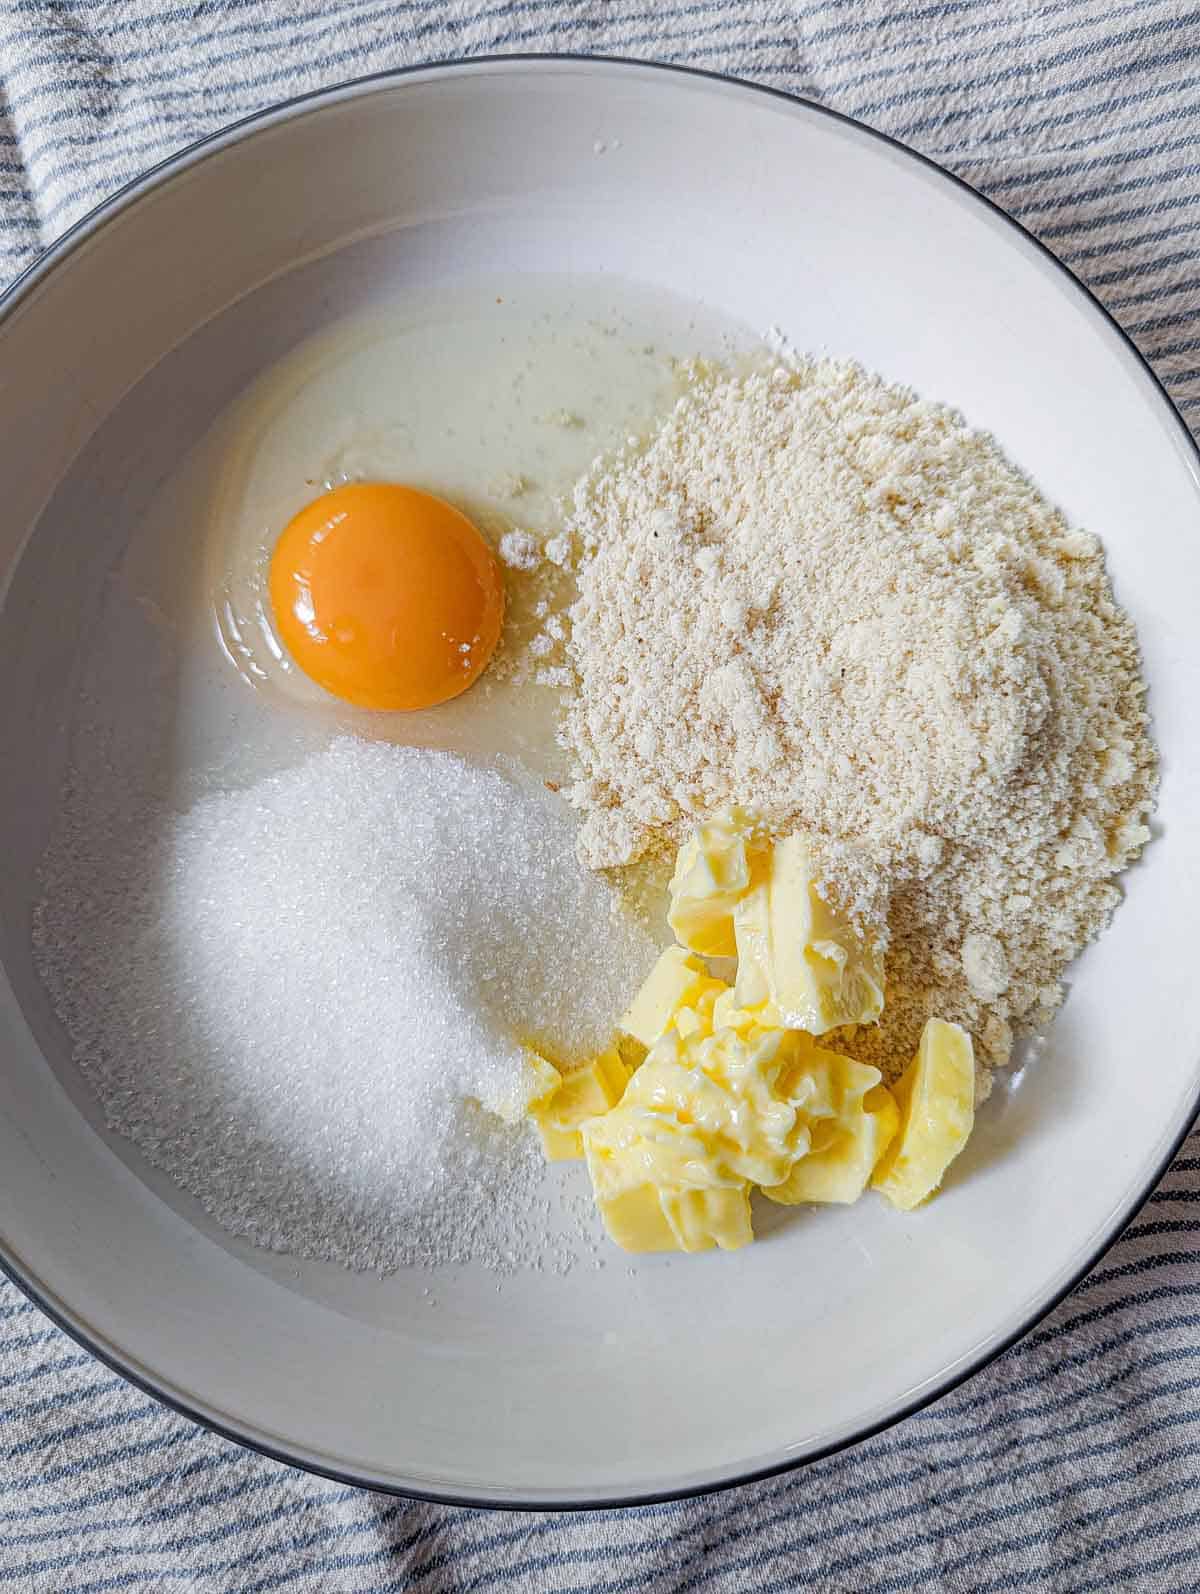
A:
[2, 3, 1200, 1589]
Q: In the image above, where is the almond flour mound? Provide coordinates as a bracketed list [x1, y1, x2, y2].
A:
[554, 360, 1156, 1077]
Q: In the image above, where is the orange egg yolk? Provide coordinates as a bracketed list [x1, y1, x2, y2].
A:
[268, 482, 505, 711]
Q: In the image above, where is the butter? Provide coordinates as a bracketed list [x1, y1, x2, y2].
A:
[581, 1024, 819, 1252]
[620, 946, 725, 1049]
[624, 1027, 814, 1188]
[582, 1104, 755, 1253]
[524, 1049, 562, 1107]
[529, 1047, 630, 1162]
[494, 1047, 562, 1124]
[711, 986, 761, 1035]
[671, 981, 726, 1040]
[871, 1019, 975, 1210]
[765, 1039, 898, 1205]
[667, 810, 753, 956]
[532, 816, 978, 1258]
[584, 1179, 679, 1252]
[733, 831, 884, 1035]
[661, 1186, 754, 1253]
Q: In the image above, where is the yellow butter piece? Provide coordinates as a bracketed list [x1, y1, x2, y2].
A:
[620, 946, 725, 1049]
[581, 1111, 676, 1250]
[671, 980, 729, 1040]
[765, 1039, 898, 1205]
[733, 832, 884, 1035]
[672, 1003, 707, 1040]
[659, 1186, 753, 1252]
[538, 1123, 588, 1162]
[544, 819, 948, 1259]
[615, 1031, 649, 1073]
[530, 1047, 630, 1162]
[580, 1022, 824, 1252]
[524, 1049, 562, 1107]
[582, 1110, 753, 1253]
[711, 986, 761, 1035]
[591, 1182, 680, 1252]
[492, 1047, 562, 1124]
[667, 811, 753, 956]
[871, 1019, 975, 1210]
[622, 1027, 812, 1190]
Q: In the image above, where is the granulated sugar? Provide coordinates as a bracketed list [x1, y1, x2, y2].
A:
[552, 360, 1156, 1075]
[33, 737, 655, 1270]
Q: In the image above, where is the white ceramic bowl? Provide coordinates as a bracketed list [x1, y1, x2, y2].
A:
[2, 57, 1199, 1508]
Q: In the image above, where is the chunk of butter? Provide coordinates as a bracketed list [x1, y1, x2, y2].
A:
[623, 1027, 814, 1190]
[660, 1186, 754, 1253]
[528, 816, 980, 1259]
[733, 832, 884, 1035]
[529, 1046, 630, 1162]
[667, 810, 752, 956]
[711, 986, 761, 1035]
[584, 1180, 679, 1253]
[871, 1019, 975, 1210]
[620, 946, 725, 1049]
[524, 1049, 562, 1107]
[765, 1040, 898, 1206]
[581, 1023, 818, 1252]
[582, 1106, 754, 1253]
[493, 1047, 562, 1124]
[672, 980, 727, 1040]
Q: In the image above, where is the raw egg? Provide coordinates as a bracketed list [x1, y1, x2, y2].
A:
[267, 482, 504, 710]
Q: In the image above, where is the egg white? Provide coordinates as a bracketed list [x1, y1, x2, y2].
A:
[100, 274, 750, 798]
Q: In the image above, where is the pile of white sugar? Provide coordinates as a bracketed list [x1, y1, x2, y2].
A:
[33, 738, 655, 1271]
[556, 360, 1156, 1075]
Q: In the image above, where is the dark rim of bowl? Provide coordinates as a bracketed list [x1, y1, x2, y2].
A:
[0, 53, 1197, 1513]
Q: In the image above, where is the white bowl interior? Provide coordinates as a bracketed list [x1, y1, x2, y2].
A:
[1, 60, 1199, 1505]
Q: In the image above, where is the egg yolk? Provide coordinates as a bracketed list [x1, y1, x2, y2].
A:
[268, 482, 505, 711]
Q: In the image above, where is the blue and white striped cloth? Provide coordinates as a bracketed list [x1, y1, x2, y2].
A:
[4, 4, 1200, 1589]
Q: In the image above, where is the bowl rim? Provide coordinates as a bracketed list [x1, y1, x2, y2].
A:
[1, 50, 1198, 1512]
